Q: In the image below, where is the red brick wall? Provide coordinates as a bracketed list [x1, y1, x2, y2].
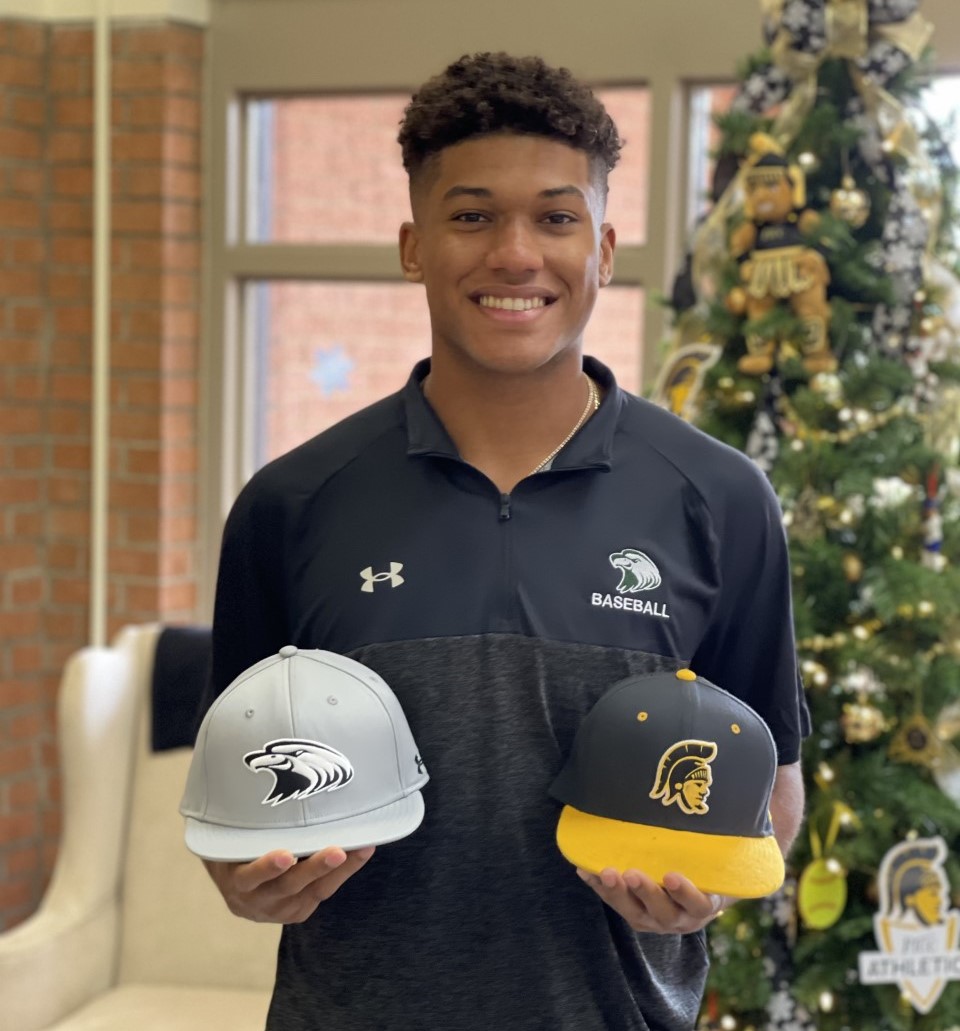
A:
[109, 23, 203, 630]
[0, 18, 52, 929]
[0, 18, 204, 931]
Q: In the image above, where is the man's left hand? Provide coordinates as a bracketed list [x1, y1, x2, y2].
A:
[576, 867, 729, 934]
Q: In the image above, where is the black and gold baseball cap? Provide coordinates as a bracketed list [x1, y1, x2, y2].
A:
[549, 669, 784, 899]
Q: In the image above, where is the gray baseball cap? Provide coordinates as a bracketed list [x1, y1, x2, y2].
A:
[180, 646, 429, 862]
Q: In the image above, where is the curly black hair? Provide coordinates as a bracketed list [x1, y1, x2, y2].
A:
[398, 53, 622, 194]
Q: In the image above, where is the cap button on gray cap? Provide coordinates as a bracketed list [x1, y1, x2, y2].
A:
[279, 645, 298, 658]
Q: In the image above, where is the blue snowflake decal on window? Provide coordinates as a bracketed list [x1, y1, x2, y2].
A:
[310, 344, 354, 397]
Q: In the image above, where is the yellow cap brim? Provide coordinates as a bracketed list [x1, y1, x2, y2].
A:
[556, 804, 784, 899]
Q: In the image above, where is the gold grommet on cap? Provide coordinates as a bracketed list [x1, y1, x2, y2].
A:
[675, 668, 697, 681]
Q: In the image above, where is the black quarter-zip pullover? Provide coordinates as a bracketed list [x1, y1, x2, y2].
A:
[206, 357, 809, 1031]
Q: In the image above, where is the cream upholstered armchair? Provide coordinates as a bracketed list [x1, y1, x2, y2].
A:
[0, 624, 279, 1031]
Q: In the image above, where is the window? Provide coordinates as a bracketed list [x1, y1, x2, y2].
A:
[686, 83, 737, 234]
[246, 280, 430, 466]
[245, 95, 411, 244]
[925, 74, 960, 165]
[247, 280, 645, 467]
[924, 73, 960, 253]
[596, 87, 651, 246]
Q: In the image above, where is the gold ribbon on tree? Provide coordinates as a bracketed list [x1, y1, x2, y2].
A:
[688, 0, 939, 316]
[769, 0, 936, 230]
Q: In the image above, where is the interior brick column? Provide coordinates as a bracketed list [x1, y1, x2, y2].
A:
[0, 17, 56, 929]
[0, 18, 205, 931]
[108, 23, 203, 636]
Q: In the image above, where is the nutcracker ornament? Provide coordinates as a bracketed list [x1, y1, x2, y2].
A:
[726, 135, 836, 376]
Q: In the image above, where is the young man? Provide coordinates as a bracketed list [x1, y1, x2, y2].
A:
[200, 52, 808, 1031]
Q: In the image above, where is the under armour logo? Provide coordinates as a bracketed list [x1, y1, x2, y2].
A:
[415, 754, 426, 773]
[360, 562, 405, 592]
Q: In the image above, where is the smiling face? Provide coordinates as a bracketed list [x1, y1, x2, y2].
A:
[745, 171, 795, 223]
[399, 133, 615, 379]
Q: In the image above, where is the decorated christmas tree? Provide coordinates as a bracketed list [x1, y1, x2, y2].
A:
[655, 2, 960, 1028]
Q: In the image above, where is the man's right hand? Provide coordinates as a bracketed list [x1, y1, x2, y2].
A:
[203, 845, 375, 924]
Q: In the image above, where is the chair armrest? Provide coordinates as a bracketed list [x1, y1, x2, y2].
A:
[0, 897, 119, 1031]
[0, 638, 147, 1029]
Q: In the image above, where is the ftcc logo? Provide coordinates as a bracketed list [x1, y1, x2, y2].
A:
[858, 836, 960, 1013]
[590, 548, 669, 619]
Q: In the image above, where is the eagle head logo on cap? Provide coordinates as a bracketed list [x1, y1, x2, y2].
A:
[548, 669, 784, 899]
[180, 647, 430, 862]
[243, 738, 354, 806]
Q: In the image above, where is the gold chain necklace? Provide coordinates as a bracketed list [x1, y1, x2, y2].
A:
[528, 374, 599, 476]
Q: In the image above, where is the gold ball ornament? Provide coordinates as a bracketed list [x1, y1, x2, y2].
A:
[726, 286, 748, 315]
[809, 372, 843, 404]
[813, 763, 838, 793]
[798, 857, 848, 930]
[841, 700, 887, 743]
[842, 552, 863, 582]
[801, 658, 830, 687]
[830, 175, 871, 229]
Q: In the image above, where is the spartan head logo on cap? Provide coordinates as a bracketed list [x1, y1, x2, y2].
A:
[609, 549, 661, 593]
[243, 738, 354, 806]
[649, 739, 718, 815]
[548, 669, 784, 898]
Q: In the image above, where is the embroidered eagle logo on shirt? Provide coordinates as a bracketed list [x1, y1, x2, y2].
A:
[609, 549, 662, 592]
[243, 738, 355, 806]
[649, 739, 718, 815]
[589, 548, 669, 619]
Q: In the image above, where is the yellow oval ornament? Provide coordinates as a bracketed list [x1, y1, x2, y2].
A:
[798, 857, 848, 930]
